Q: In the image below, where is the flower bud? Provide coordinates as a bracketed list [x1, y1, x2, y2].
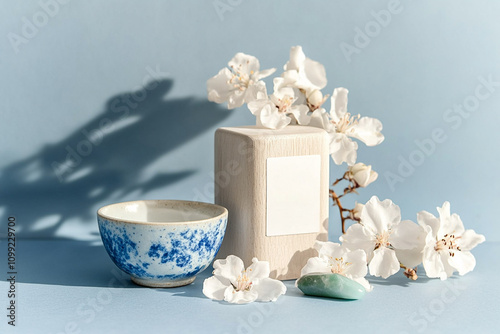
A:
[307, 90, 323, 108]
[347, 163, 378, 187]
[404, 267, 418, 280]
[352, 202, 365, 220]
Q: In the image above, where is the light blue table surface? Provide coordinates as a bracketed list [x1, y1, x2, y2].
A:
[0, 240, 497, 334]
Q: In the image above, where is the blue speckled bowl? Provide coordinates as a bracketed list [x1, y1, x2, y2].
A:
[97, 200, 227, 288]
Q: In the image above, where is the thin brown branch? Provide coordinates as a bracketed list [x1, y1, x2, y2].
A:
[330, 172, 363, 233]
[330, 190, 360, 234]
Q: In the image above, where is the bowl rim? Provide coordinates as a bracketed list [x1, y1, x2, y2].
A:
[97, 199, 228, 225]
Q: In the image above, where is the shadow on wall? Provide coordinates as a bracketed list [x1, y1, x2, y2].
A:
[0, 79, 230, 240]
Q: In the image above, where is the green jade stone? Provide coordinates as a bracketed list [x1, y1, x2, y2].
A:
[297, 273, 366, 300]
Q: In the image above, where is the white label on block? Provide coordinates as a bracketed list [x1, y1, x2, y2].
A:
[266, 155, 321, 236]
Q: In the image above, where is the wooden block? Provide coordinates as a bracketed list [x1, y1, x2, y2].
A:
[214, 125, 329, 280]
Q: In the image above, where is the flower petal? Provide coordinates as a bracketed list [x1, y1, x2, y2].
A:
[340, 223, 376, 260]
[255, 102, 291, 130]
[300, 257, 331, 276]
[422, 247, 448, 280]
[290, 104, 311, 125]
[448, 251, 476, 276]
[227, 90, 246, 109]
[350, 117, 384, 146]
[302, 57, 327, 90]
[417, 210, 440, 239]
[202, 276, 228, 301]
[437, 201, 451, 221]
[253, 278, 287, 302]
[228, 53, 260, 75]
[458, 229, 485, 251]
[368, 247, 400, 278]
[243, 80, 268, 105]
[247, 98, 269, 116]
[285, 46, 306, 71]
[281, 69, 300, 86]
[272, 77, 287, 94]
[442, 256, 456, 278]
[329, 133, 358, 166]
[246, 258, 270, 281]
[361, 196, 401, 235]
[283, 46, 326, 91]
[309, 108, 334, 132]
[351, 277, 373, 292]
[213, 255, 244, 283]
[395, 248, 423, 269]
[436, 202, 465, 238]
[343, 249, 368, 278]
[207, 68, 233, 105]
[330, 88, 348, 121]
[224, 286, 258, 304]
[315, 241, 344, 259]
[255, 68, 276, 80]
[391, 220, 426, 250]
[313, 240, 329, 253]
[445, 213, 465, 237]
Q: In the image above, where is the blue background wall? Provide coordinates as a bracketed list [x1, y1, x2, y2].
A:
[1, 0, 499, 242]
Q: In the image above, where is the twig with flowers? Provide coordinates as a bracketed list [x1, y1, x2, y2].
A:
[203, 46, 485, 304]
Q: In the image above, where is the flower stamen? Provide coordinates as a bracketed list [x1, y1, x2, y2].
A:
[332, 112, 360, 134]
[328, 256, 352, 275]
[232, 270, 253, 292]
[276, 95, 295, 113]
[434, 234, 461, 256]
[228, 64, 253, 91]
[374, 230, 391, 250]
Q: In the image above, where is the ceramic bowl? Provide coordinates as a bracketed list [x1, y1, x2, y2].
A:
[97, 200, 227, 287]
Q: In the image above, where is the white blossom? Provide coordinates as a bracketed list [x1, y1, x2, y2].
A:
[309, 88, 384, 165]
[248, 77, 309, 129]
[282, 46, 327, 93]
[202, 255, 286, 304]
[207, 53, 275, 109]
[300, 241, 372, 291]
[340, 196, 425, 278]
[418, 202, 485, 280]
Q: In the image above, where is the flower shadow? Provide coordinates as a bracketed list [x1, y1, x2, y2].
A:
[154, 268, 267, 306]
[0, 78, 231, 241]
[368, 267, 432, 287]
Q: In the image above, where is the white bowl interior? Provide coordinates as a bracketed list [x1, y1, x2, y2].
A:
[99, 200, 226, 224]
